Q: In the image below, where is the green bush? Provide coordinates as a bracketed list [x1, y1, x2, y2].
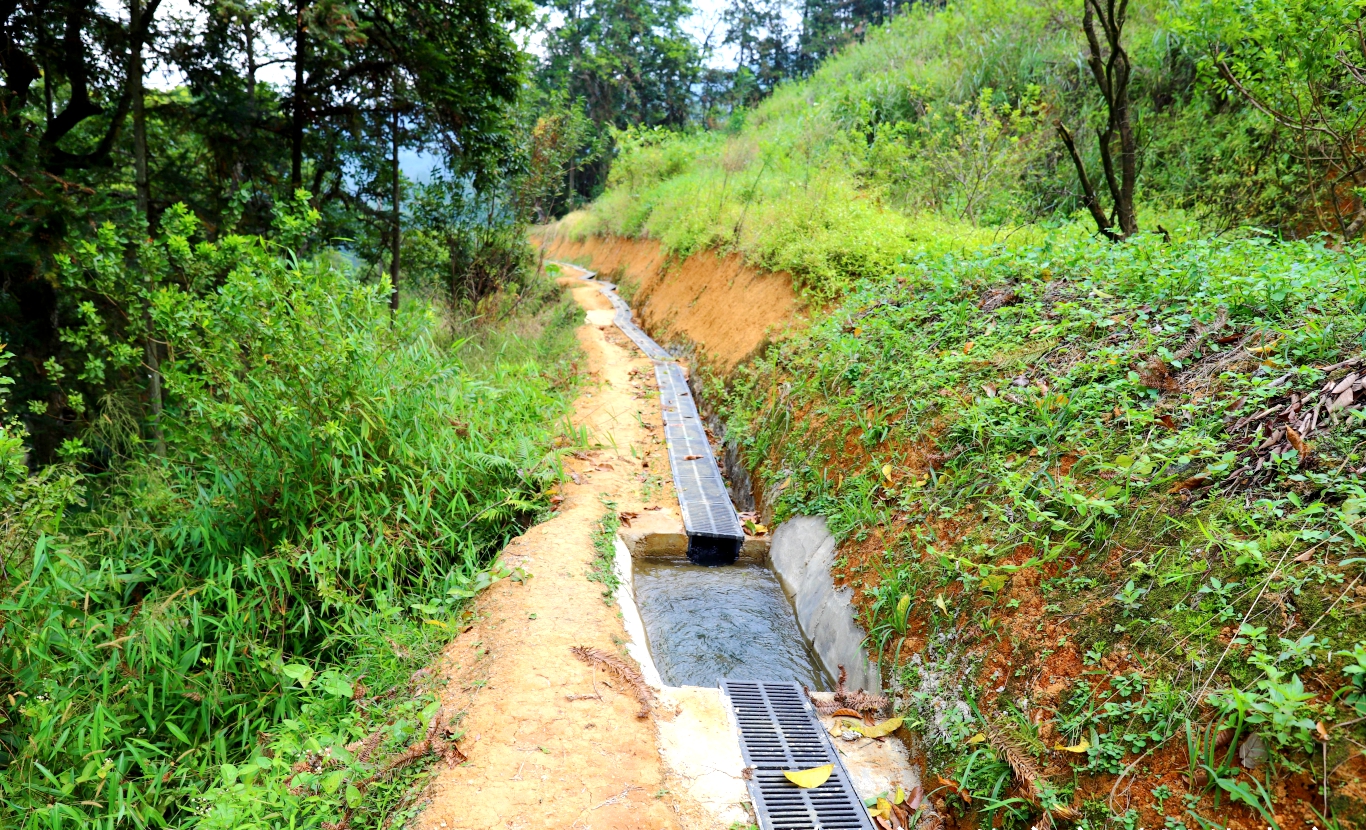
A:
[0, 205, 578, 828]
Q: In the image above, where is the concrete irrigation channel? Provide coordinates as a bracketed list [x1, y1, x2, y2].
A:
[555, 262, 924, 829]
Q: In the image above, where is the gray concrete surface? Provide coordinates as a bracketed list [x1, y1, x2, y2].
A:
[768, 516, 881, 693]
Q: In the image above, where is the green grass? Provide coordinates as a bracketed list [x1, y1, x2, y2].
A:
[588, 499, 623, 603]
[0, 211, 582, 829]
[706, 229, 1366, 825]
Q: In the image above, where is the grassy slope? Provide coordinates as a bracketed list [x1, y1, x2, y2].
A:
[0, 221, 581, 829]
[570, 1, 1366, 827]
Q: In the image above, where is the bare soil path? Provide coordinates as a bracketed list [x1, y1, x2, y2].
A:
[416, 273, 696, 830]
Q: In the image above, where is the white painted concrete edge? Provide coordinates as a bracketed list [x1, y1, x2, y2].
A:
[768, 516, 882, 693]
[612, 536, 751, 827]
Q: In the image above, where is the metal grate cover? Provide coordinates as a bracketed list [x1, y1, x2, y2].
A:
[560, 262, 744, 565]
[721, 680, 874, 830]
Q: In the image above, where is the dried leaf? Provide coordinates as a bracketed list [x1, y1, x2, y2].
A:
[1168, 474, 1210, 494]
[829, 708, 864, 719]
[1239, 733, 1268, 769]
[963, 340, 975, 353]
[1317, 721, 1330, 741]
[1157, 414, 1178, 430]
[982, 384, 997, 398]
[937, 774, 970, 803]
[1053, 738, 1090, 753]
[683, 454, 703, 460]
[783, 764, 833, 789]
[1287, 426, 1307, 456]
[569, 646, 653, 718]
[1332, 372, 1360, 395]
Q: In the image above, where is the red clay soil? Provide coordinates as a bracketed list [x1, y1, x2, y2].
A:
[533, 229, 802, 371]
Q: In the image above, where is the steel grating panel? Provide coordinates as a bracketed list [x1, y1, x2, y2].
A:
[559, 262, 744, 565]
[721, 680, 874, 830]
[655, 362, 746, 546]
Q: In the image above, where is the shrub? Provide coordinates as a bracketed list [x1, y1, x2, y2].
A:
[0, 205, 577, 828]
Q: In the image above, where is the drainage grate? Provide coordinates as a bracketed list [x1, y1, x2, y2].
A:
[562, 262, 744, 566]
[721, 681, 874, 830]
[656, 362, 745, 565]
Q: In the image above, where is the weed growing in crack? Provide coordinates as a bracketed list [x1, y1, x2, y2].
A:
[588, 498, 623, 602]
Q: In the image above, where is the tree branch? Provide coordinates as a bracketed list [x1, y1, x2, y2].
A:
[1056, 119, 1119, 241]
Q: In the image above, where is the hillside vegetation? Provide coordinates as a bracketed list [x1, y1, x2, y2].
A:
[565, 0, 1366, 827]
[0, 201, 579, 828]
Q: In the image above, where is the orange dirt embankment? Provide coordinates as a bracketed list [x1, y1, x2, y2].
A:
[534, 230, 802, 372]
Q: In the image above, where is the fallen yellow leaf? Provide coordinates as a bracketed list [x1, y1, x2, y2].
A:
[868, 797, 892, 819]
[934, 594, 948, 613]
[1053, 738, 1090, 753]
[784, 764, 833, 789]
[965, 733, 987, 745]
[830, 718, 861, 736]
[892, 785, 906, 805]
[858, 717, 903, 739]
[1247, 337, 1282, 355]
[881, 463, 893, 482]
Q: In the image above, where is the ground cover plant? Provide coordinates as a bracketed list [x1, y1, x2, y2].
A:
[0, 201, 580, 829]
[707, 229, 1366, 827]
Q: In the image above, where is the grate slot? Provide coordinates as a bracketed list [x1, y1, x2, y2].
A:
[721, 681, 874, 830]
[566, 264, 744, 565]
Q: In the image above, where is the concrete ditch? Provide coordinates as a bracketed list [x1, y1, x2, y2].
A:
[613, 523, 913, 828]
[553, 256, 916, 825]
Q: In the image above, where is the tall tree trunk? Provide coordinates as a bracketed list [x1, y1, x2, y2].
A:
[130, 0, 165, 456]
[245, 18, 256, 100]
[290, 0, 305, 191]
[1056, 0, 1138, 241]
[390, 106, 400, 314]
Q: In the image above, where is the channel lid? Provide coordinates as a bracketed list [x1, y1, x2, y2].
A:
[720, 680, 874, 830]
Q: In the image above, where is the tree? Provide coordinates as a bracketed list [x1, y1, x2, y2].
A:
[721, 0, 794, 107]
[0, 0, 533, 457]
[1180, 0, 1366, 240]
[539, 0, 702, 130]
[794, 0, 895, 76]
[1055, 0, 1138, 241]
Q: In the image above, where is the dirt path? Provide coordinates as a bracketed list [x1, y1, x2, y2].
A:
[416, 273, 696, 830]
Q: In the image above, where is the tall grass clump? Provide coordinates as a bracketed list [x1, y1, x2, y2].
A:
[0, 199, 578, 828]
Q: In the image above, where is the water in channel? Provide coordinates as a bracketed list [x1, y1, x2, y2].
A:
[632, 560, 830, 690]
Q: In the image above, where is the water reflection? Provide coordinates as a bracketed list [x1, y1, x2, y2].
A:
[633, 560, 830, 690]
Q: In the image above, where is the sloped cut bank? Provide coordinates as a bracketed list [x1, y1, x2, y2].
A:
[535, 228, 802, 371]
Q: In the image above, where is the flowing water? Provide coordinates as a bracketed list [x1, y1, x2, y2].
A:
[633, 560, 830, 690]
